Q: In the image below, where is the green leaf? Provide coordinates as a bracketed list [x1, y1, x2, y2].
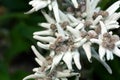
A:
[5, 22, 40, 61]
[2, 0, 30, 11]
[0, 60, 10, 80]
[10, 70, 30, 80]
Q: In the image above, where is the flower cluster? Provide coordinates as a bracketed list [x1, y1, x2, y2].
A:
[23, 0, 120, 80]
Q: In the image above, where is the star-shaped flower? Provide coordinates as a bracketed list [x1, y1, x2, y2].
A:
[90, 21, 120, 61]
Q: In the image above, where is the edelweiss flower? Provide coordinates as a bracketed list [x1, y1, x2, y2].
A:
[33, 32, 82, 71]
[26, 0, 60, 22]
[23, 46, 79, 80]
[24, 0, 120, 80]
[25, 0, 49, 14]
[90, 21, 120, 61]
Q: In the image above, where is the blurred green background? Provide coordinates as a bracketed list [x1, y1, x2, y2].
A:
[0, 0, 120, 80]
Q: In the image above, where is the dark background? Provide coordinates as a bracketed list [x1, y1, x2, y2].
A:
[0, 0, 120, 80]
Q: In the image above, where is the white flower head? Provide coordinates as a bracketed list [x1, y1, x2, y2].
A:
[24, 0, 120, 80]
[25, 0, 49, 14]
[90, 21, 120, 61]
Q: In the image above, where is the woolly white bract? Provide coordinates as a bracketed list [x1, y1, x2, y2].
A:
[24, 0, 120, 80]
